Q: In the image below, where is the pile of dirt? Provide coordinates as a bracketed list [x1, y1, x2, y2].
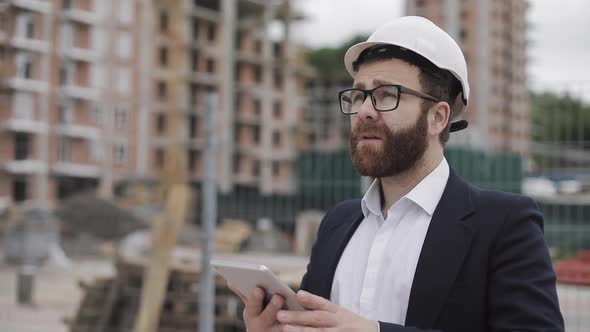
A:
[55, 193, 150, 258]
[55, 193, 149, 240]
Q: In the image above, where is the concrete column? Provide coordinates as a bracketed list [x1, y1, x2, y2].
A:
[36, 2, 53, 208]
[476, 0, 490, 150]
[137, 0, 155, 176]
[444, 0, 460, 40]
[219, 0, 236, 193]
[404, 0, 416, 15]
[282, 0, 296, 193]
[260, 2, 274, 194]
[98, 0, 115, 198]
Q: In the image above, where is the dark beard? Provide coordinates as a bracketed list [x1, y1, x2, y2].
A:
[350, 111, 429, 178]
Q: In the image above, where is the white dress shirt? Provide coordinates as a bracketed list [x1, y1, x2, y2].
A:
[330, 158, 450, 325]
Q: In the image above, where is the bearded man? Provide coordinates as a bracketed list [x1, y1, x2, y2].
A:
[230, 16, 564, 332]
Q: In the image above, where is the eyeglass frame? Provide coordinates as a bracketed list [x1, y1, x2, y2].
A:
[338, 84, 440, 115]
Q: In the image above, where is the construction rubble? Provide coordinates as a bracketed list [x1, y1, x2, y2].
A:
[56, 192, 322, 332]
[66, 248, 308, 332]
[0, 185, 324, 332]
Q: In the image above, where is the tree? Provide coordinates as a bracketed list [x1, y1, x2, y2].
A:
[305, 34, 368, 81]
[530, 92, 590, 143]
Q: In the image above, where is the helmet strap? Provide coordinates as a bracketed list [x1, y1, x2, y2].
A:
[450, 120, 468, 132]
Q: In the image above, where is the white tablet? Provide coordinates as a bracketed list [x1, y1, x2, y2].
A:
[211, 259, 304, 311]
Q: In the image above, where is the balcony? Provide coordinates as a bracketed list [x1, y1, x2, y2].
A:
[236, 81, 259, 94]
[188, 40, 221, 56]
[190, 5, 221, 22]
[189, 72, 219, 86]
[52, 162, 100, 178]
[3, 159, 47, 174]
[59, 46, 99, 63]
[60, 84, 99, 101]
[236, 112, 261, 125]
[238, 0, 267, 19]
[270, 178, 295, 194]
[1, 118, 48, 133]
[270, 148, 296, 161]
[54, 124, 100, 140]
[237, 16, 260, 30]
[237, 143, 260, 156]
[11, 36, 50, 53]
[152, 137, 190, 149]
[61, 8, 100, 25]
[236, 50, 267, 65]
[11, 0, 51, 13]
[234, 173, 259, 186]
[186, 138, 205, 149]
[6, 77, 49, 93]
[153, 68, 175, 79]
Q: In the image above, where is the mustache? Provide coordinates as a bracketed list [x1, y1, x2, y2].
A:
[351, 122, 390, 138]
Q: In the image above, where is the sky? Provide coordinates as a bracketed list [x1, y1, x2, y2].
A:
[293, 0, 590, 99]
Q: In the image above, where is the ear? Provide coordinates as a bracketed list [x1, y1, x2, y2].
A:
[428, 101, 451, 137]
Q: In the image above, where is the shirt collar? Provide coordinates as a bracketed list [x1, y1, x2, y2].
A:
[361, 178, 382, 218]
[405, 158, 450, 216]
[361, 158, 450, 218]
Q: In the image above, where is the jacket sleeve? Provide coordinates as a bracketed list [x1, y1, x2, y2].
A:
[486, 195, 564, 331]
[379, 195, 564, 332]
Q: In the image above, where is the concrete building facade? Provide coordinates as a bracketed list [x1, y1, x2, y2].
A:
[140, 0, 302, 195]
[406, 0, 530, 155]
[0, 0, 303, 209]
[0, 0, 139, 209]
[303, 80, 351, 152]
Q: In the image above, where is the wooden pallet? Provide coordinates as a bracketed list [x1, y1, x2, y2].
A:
[69, 258, 248, 332]
[68, 252, 308, 332]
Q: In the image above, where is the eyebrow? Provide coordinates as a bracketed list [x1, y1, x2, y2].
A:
[353, 78, 398, 89]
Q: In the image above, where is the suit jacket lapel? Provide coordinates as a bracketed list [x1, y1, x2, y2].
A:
[405, 170, 476, 328]
[317, 211, 364, 299]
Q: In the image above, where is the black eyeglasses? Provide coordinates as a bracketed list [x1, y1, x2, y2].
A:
[338, 84, 440, 115]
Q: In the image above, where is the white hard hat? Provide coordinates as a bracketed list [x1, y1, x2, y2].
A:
[344, 16, 470, 122]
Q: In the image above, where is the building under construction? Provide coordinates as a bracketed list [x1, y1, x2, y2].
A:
[140, 0, 303, 195]
[0, 0, 305, 210]
[406, 0, 530, 155]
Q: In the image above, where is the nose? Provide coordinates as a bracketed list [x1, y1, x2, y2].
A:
[356, 95, 378, 120]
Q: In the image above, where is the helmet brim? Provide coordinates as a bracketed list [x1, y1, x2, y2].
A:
[344, 41, 381, 78]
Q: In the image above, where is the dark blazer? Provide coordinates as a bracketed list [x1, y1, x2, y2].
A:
[300, 169, 564, 332]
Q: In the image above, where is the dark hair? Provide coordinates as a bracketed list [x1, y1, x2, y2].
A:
[353, 44, 462, 144]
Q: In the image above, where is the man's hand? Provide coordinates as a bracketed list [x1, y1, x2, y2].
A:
[227, 283, 284, 332]
[276, 290, 378, 332]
